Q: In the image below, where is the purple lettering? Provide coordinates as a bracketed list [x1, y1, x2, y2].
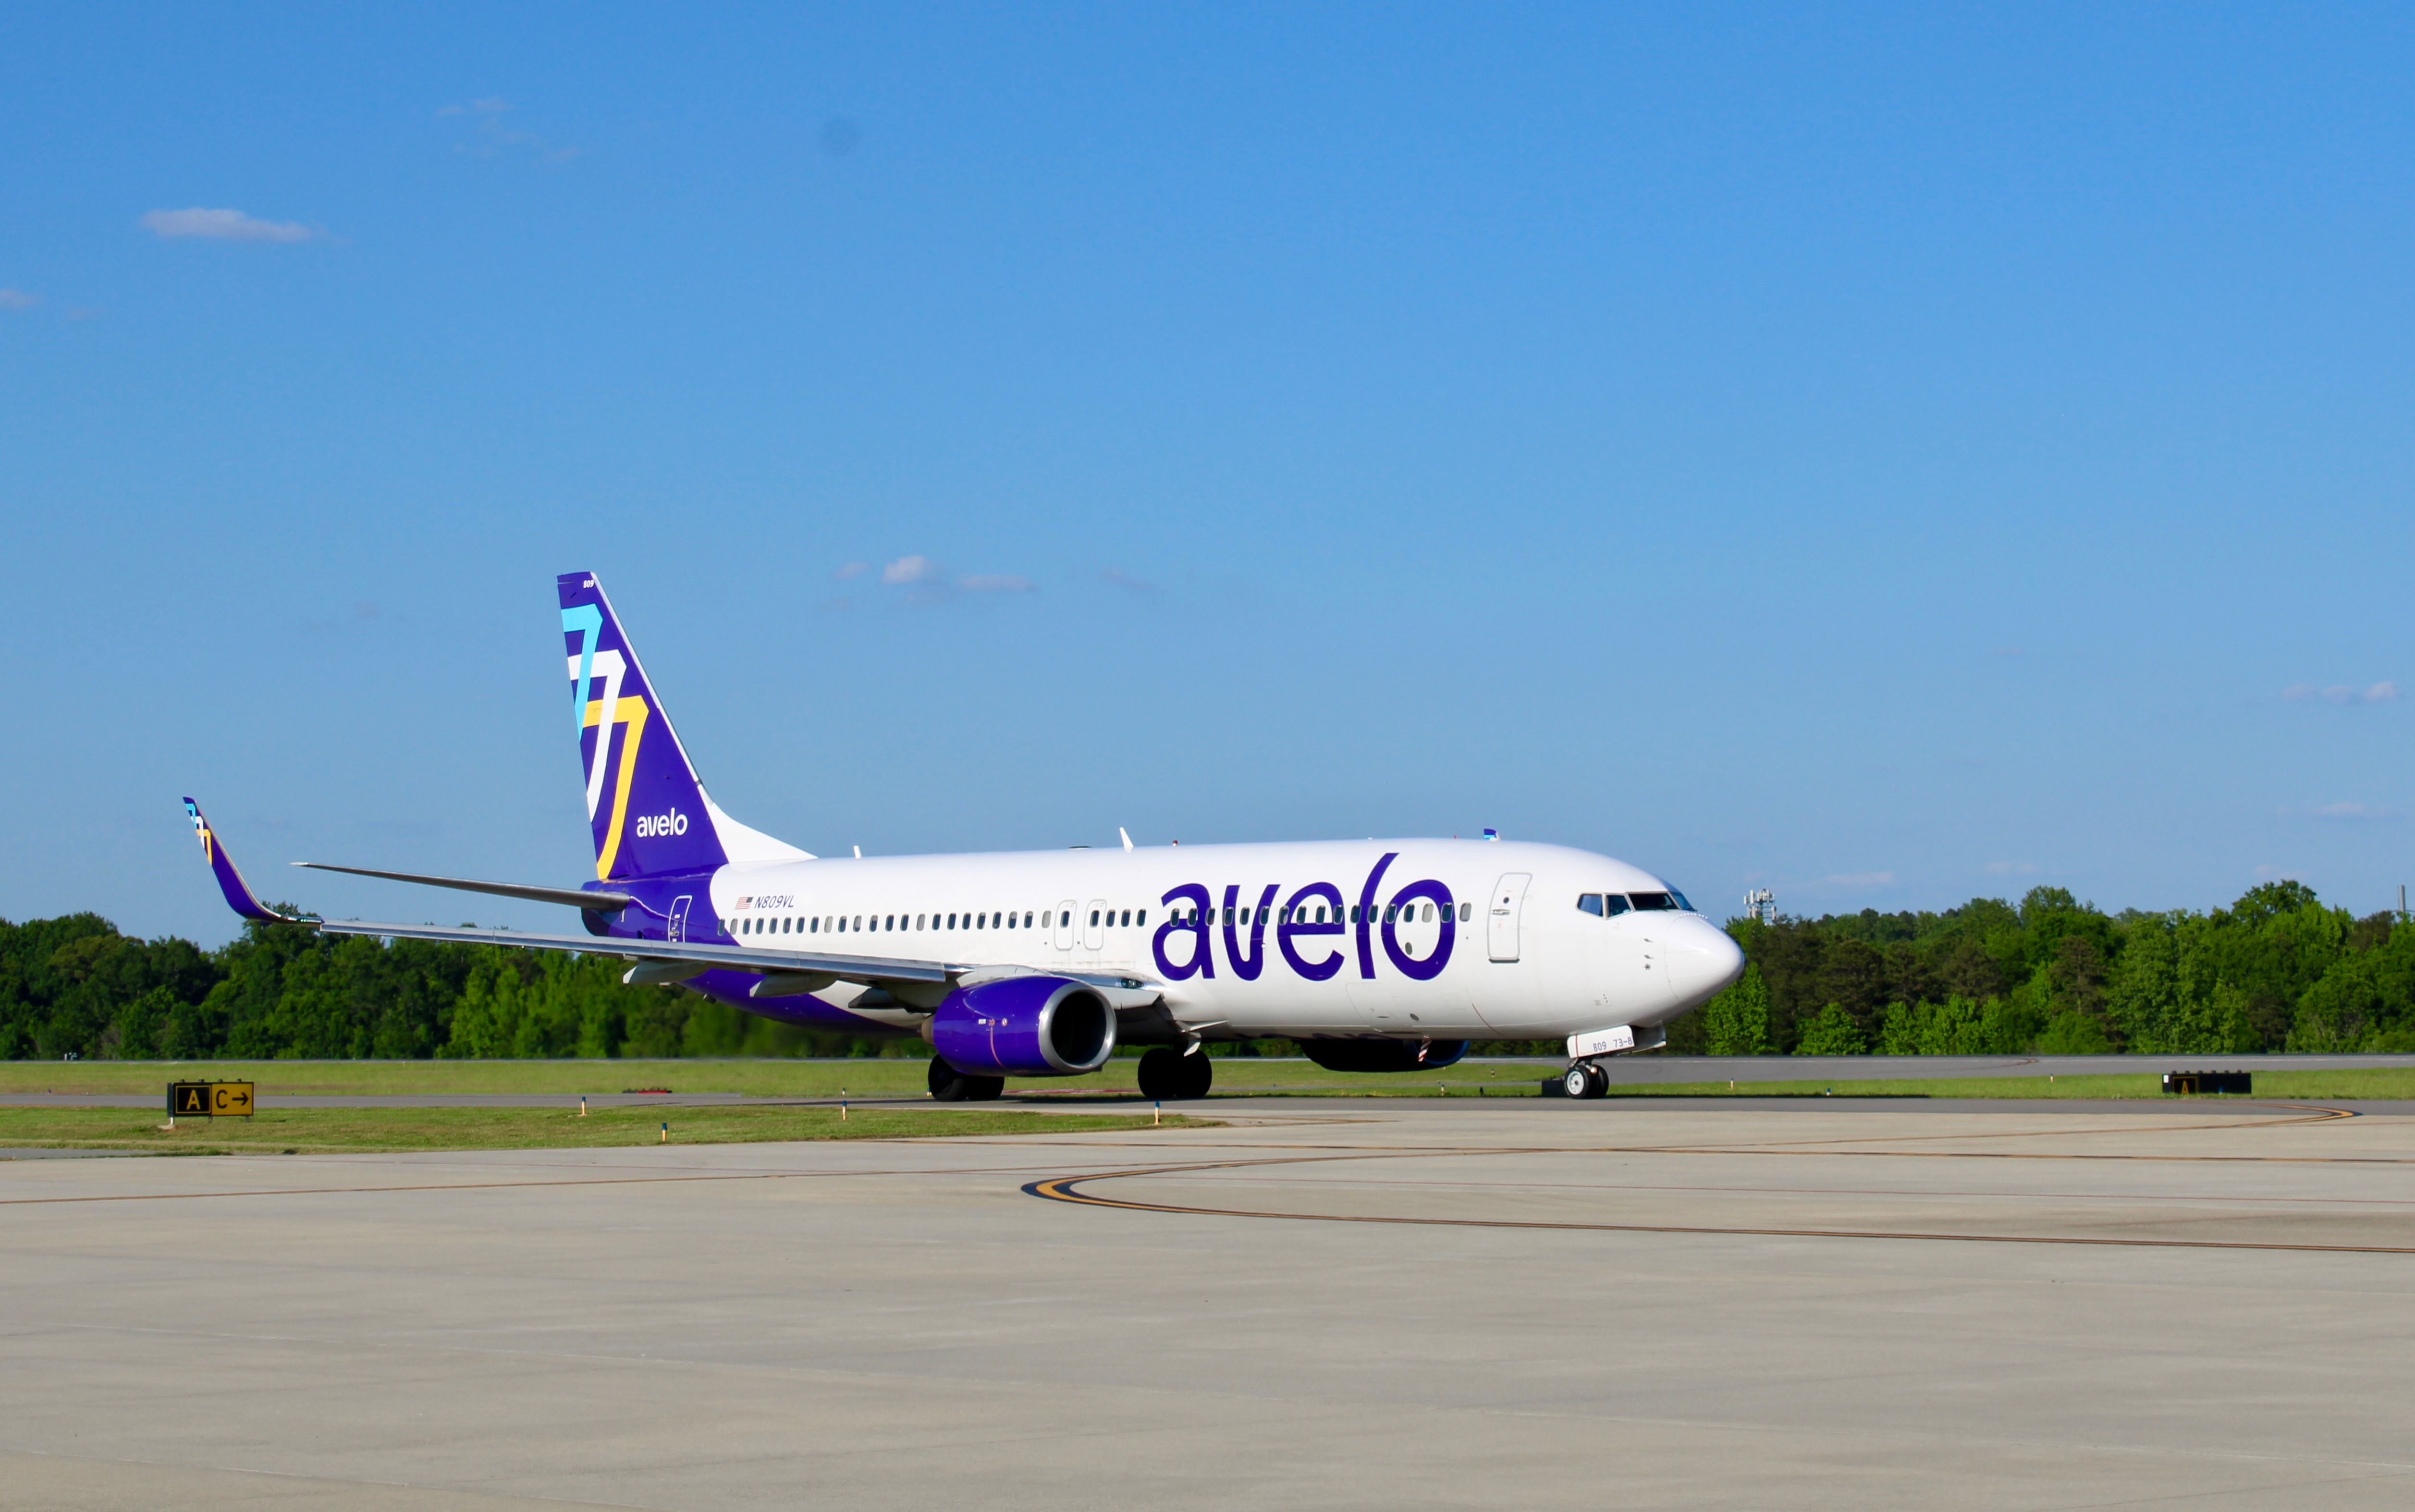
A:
[1152, 884, 1215, 980]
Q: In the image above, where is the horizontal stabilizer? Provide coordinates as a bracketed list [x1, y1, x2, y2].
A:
[294, 862, 634, 914]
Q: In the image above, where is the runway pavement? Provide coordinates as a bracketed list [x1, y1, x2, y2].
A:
[5, 1099, 2414, 1510]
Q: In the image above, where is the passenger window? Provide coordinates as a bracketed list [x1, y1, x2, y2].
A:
[808, 917, 817, 933]
[1459, 902, 1471, 922]
[1603, 894, 1632, 916]
[1136, 910, 1145, 927]
[1578, 894, 1604, 916]
[1089, 909, 1101, 927]
[1422, 903, 1434, 923]
[1120, 909, 1131, 927]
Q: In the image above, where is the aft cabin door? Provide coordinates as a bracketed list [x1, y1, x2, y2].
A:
[1053, 901, 1078, 951]
[1487, 873, 1532, 962]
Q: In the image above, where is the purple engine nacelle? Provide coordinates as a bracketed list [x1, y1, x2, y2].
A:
[928, 975, 1118, 1077]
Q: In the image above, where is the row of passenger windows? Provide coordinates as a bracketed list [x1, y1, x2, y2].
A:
[726, 906, 1147, 938]
[1575, 890, 1689, 917]
[1170, 902, 1471, 926]
[727, 898, 1483, 939]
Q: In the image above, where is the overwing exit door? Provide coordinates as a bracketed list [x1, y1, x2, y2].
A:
[1053, 901, 1078, 951]
[1487, 873, 1532, 962]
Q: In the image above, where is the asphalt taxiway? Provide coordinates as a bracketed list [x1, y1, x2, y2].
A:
[5, 1099, 2413, 1510]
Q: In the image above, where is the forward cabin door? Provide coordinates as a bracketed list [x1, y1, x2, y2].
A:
[1487, 873, 1532, 963]
[1053, 901, 1078, 951]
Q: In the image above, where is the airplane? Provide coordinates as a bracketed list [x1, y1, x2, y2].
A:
[186, 572, 1745, 1101]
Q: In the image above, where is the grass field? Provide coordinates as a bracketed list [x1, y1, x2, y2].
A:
[3, 1059, 2412, 1103]
[4, 1053, 2415, 1101]
[0, 1105, 1204, 1154]
[0, 1057, 1554, 1098]
[1604, 1070, 2415, 1100]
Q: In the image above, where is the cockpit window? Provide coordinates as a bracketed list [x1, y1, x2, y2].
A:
[1669, 890, 1693, 913]
[1628, 891, 1676, 911]
[1577, 894, 1604, 916]
[1603, 894, 1631, 916]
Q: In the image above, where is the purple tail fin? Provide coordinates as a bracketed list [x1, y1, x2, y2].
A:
[558, 573, 807, 880]
[183, 798, 300, 922]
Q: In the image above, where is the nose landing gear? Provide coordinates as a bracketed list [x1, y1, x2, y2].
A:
[1559, 1062, 1610, 1099]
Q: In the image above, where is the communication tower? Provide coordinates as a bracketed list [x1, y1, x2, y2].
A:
[1741, 887, 1777, 925]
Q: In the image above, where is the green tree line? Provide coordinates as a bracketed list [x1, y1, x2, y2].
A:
[0, 914, 921, 1061]
[1670, 882, 2415, 1057]
[8, 880, 2412, 1060]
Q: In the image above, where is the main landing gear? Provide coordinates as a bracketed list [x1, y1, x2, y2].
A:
[1560, 1062, 1610, 1099]
[1136, 1046, 1213, 1101]
[928, 1056, 1004, 1103]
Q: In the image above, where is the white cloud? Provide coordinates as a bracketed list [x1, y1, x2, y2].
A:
[959, 574, 1033, 593]
[0, 288, 36, 310]
[2283, 681, 2400, 704]
[141, 207, 315, 243]
[882, 555, 938, 585]
[2288, 802, 2402, 822]
[833, 562, 867, 581]
[1103, 566, 1155, 593]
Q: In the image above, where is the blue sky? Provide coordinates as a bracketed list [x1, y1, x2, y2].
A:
[7, 4, 2413, 946]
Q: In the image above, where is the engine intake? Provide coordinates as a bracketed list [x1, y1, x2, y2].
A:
[929, 975, 1117, 1077]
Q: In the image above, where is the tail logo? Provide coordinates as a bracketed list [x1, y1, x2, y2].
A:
[564, 604, 652, 879]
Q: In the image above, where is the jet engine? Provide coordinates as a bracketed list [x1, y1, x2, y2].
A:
[1301, 1038, 1469, 1073]
[928, 975, 1117, 1077]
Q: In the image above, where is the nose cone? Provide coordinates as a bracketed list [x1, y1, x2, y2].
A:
[1663, 915, 1746, 1011]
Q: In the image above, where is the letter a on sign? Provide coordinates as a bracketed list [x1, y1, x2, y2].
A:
[167, 1081, 256, 1118]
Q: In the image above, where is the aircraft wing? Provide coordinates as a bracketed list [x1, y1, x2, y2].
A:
[293, 862, 636, 914]
[313, 917, 954, 986]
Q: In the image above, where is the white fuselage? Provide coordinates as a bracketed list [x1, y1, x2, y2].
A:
[707, 837, 1743, 1042]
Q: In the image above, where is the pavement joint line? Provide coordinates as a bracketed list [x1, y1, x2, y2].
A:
[2, 1446, 662, 1512]
[1020, 1148, 2415, 1254]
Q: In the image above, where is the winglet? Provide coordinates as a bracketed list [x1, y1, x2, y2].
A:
[183, 799, 306, 923]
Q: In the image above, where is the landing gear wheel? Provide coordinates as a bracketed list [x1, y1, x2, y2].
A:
[965, 1075, 1005, 1102]
[929, 1057, 973, 1102]
[1563, 1063, 1609, 1099]
[1138, 1047, 1215, 1101]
